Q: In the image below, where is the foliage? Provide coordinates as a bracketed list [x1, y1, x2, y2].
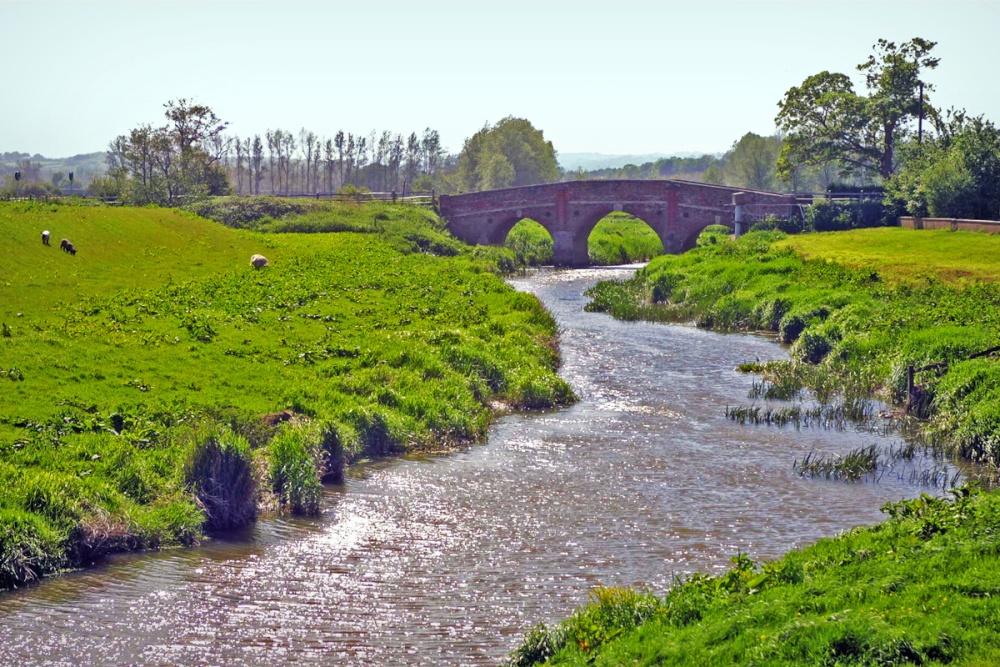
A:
[885, 112, 1000, 219]
[504, 213, 663, 267]
[508, 484, 1000, 666]
[777, 38, 939, 181]
[722, 132, 783, 191]
[0, 199, 574, 587]
[267, 427, 322, 516]
[104, 98, 231, 206]
[801, 199, 892, 231]
[456, 117, 559, 192]
[585, 227, 1000, 466]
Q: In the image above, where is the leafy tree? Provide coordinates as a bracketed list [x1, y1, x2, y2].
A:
[723, 132, 782, 190]
[777, 38, 939, 182]
[106, 99, 230, 205]
[886, 111, 1000, 219]
[456, 117, 559, 192]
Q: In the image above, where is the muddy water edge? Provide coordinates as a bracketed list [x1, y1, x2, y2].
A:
[0, 266, 945, 666]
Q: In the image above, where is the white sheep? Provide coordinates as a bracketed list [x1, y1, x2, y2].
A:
[42, 230, 50, 245]
[250, 254, 269, 270]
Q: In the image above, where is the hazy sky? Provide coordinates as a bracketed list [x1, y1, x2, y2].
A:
[2, 1, 998, 160]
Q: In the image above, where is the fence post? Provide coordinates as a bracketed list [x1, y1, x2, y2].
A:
[905, 364, 914, 412]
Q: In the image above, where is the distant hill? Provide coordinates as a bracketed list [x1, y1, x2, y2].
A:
[559, 152, 718, 172]
[0, 151, 105, 186]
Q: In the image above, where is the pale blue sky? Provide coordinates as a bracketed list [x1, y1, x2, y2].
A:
[2, 1, 998, 159]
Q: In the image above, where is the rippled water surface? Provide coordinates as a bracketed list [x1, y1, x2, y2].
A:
[0, 267, 942, 666]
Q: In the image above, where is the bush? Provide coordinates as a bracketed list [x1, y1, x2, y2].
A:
[803, 199, 892, 231]
[184, 429, 256, 530]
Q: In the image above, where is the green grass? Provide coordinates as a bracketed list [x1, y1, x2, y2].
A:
[505, 213, 664, 266]
[507, 485, 1000, 666]
[0, 198, 573, 588]
[780, 227, 1000, 286]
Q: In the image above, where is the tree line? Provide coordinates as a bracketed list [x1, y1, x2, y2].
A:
[227, 127, 447, 196]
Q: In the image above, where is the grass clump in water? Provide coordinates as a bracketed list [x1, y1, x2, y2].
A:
[184, 428, 256, 531]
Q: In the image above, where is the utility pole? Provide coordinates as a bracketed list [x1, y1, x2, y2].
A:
[918, 81, 924, 145]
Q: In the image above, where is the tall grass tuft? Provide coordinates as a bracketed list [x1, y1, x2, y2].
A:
[0, 509, 67, 589]
[184, 429, 256, 531]
[267, 427, 322, 516]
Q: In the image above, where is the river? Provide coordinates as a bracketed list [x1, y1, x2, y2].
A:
[0, 267, 947, 666]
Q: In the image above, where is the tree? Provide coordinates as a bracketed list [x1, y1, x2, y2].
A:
[724, 132, 782, 190]
[776, 38, 939, 182]
[106, 99, 230, 205]
[886, 111, 1000, 219]
[456, 117, 559, 192]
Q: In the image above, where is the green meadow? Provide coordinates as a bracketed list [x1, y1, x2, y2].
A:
[0, 199, 573, 589]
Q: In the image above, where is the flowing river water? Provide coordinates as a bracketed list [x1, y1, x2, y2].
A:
[0, 267, 949, 666]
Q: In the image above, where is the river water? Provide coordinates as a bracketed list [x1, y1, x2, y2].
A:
[0, 267, 946, 666]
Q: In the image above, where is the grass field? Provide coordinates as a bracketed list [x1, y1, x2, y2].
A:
[780, 227, 1000, 286]
[0, 199, 573, 589]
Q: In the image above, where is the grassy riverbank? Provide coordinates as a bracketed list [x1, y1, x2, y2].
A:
[587, 228, 1000, 467]
[507, 226, 1000, 665]
[506, 213, 664, 266]
[507, 485, 1000, 666]
[0, 199, 572, 589]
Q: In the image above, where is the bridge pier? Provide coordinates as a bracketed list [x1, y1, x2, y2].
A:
[552, 231, 589, 266]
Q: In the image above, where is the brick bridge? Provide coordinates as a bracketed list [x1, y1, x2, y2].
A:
[439, 180, 796, 266]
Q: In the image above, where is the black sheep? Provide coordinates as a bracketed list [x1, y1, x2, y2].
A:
[60, 239, 76, 255]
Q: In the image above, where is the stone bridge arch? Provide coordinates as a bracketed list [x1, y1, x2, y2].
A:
[439, 180, 795, 266]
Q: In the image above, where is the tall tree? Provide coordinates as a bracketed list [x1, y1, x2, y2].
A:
[456, 117, 559, 192]
[106, 100, 230, 205]
[251, 135, 264, 195]
[724, 132, 782, 190]
[776, 37, 939, 181]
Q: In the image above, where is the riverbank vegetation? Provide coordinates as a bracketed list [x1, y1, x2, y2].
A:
[588, 228, 1000, 466]
[506, 484, 1000, 666]
[509, 225, 1000, 666]
[0, 199, 572, 589]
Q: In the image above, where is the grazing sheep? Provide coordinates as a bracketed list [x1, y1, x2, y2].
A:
[60, 239, 77, 255]
[41, 230, 50, 245]
[250, 254, 269, 270]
